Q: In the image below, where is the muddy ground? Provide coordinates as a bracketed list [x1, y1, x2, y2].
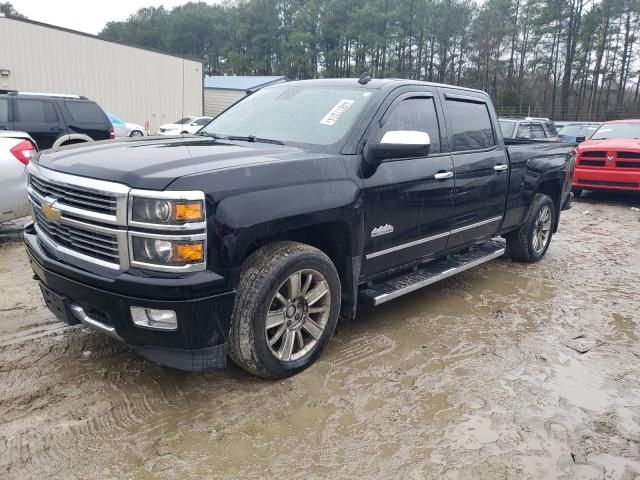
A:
[1, 192, 640, 480]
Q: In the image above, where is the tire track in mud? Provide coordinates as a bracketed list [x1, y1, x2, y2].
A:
[0, 329, 197, 479]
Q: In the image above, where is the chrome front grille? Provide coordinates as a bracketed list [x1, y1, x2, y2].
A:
[27, 163, 130, 270]
[30, 174, 117, 215]
[32, 206, 120, 264]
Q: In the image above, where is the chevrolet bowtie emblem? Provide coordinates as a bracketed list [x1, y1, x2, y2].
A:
[41, 201, 62, 223]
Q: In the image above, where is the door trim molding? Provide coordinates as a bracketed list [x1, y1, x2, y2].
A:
[450, 216, 502, 235]
[365, 231, 449, 260]
[365, 215, 503, 261]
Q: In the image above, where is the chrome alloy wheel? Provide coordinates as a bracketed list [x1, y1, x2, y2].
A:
[532, 205, 552, 253]
[265, 269, 331, 362]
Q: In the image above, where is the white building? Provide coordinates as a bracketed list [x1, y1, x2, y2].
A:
[0, 15, 203, 133]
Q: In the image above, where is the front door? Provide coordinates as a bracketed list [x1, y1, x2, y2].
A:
[361, 92, 454, 278]
[442, 93, 509, 248]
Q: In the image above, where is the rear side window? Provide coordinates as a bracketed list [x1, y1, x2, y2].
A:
[0, 98, 9, 122]
[15, 99, 58, 123]
[499, 120, 515, 138]
[65, 101, 107, 123]
[446, 100, 495, 151]
[543, 121, 558, 135]
[531, 124, 546, 139]
[517, 123, 531, 139]
[192, 117, 211, 126]
[381, 97, 441, 154]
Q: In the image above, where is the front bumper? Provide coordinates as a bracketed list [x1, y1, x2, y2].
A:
[24, 224, 235, 371]
[574, 167, 640, 191]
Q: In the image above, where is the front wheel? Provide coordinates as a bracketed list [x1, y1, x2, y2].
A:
[571, 188, 583, 198]
[228, 242, 341, 379]
[507, 193, 556, 263]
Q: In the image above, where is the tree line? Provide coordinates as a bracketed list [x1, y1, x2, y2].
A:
[6, 0, 640, 120]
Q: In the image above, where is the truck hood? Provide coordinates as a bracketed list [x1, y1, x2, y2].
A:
[34, 136, 304, 190]
[577, 138, 640, 152]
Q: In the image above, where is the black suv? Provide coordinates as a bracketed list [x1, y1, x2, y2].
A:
[0, 91, 113, 150]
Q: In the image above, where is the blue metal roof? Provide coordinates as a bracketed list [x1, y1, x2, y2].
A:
[204, 76, 288, 91]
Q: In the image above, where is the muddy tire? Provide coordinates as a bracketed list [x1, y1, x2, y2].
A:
[572, 188, 583, 198]
[507, 193, 555, 263]
[228, 242, 341, 379]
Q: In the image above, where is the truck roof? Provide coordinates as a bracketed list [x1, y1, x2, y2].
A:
[279, 78, 488, 95]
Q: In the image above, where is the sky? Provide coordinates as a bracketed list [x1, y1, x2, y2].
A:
[11, 0, 198, 35]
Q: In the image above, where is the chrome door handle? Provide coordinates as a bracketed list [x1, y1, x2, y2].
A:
[494, 164, 508, 172]
[434, 171, 454, 180]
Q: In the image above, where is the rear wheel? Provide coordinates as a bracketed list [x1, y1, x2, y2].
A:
[228, 242, 341, 379]
[130, 130, 144, 137]
[507, 193, 555, 263]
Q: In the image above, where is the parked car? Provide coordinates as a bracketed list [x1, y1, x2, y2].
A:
[107, 113, 146, 138]
[572, 119, 640, 196]
[0, 92, 114, 150]
[499, 118, 560, 142]
[0, 131, 37, 223]
[557, 122, 600, 144]
[156, 116, 212, 135]
[24, 78, 574, 378]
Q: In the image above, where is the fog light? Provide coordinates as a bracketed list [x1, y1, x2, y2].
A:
[130, 307, 178, 331]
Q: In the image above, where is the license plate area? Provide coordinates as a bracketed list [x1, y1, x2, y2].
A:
[39, 283, 78, 325]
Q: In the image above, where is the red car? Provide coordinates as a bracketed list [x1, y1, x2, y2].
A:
[573, 119, 640, 195]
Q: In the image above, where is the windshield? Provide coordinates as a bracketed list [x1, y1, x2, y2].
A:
[200, 85, 374, 146]
[591, 122, 640, 140]
[499, 120, 516, 138]
[559, 125, 599, 137]
[174, 117, 193, 124]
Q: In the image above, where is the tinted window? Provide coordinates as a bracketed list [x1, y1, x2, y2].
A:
[0, 98, 8, 122]
[65, 101, 106, 123]
[15, 99, 58, 123]
[175, 117, 193, 124]
[447, 100, 495, 151]
[381, 97, 440, 153]
[499, 120, 515, 138]
[530, 124, 545, 139]
[517, 123, 531, 139]
[192, 117, 211, 126]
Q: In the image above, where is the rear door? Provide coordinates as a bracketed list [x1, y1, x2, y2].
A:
[361, 89, 454, 277]
[442, 92, 509, 249]
[0, 97, 13, 131]
[13, 98, 64, 150]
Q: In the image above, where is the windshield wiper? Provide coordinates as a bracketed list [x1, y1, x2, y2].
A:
[196, 132, 284, 145]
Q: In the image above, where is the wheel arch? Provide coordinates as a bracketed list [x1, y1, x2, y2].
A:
[53, 133, 93, 148]
[534, 176, 563, 232]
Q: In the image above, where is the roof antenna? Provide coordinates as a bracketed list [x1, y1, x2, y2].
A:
[358, 72, 372, 85]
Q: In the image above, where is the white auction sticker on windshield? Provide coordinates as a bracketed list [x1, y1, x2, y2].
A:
[320, 99, 354, 126]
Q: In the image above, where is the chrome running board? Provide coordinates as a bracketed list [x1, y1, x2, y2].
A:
[360, 239, 506, 306]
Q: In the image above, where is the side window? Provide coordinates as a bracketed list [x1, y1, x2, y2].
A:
[65, 101, 106, 123]
[15, 99, 58, 124]
[530, 124, 546, 139]
[446, 99, 496, 151]
[381, 97, 440, 154]
[517, 123, 531, 139]
[0, 98, 9, 123]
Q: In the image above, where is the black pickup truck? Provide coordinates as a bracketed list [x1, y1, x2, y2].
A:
[24, 79, 574, 378]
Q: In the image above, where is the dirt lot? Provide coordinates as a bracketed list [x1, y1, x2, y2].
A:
[1, 193, 640, 480]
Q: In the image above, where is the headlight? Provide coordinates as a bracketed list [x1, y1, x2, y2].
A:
[129, 191, 205, 228]
[130, 235, 205, 271]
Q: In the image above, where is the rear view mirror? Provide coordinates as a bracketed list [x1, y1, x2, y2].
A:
[576, 136, 586, 143]
[365, 130, 431, 164]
